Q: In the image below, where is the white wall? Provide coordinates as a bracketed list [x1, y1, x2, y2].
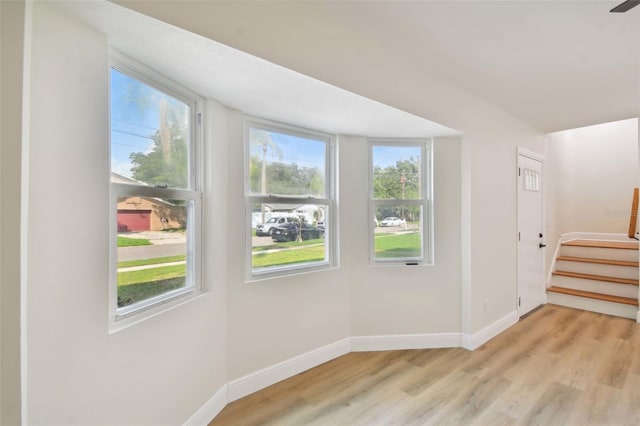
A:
[24, 4, 227, 424]
[1, 1, 26, 423]
[19, 2, 550, 423]
[225, 110, 352, 380]
[545, 118, 639, 272]
[117, 0, 546, 340]
[347, 136, 462, 335]
[547, 118, 639, 235]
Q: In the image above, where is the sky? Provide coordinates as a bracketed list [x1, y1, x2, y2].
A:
[372, 145, 421, 169]
[110, 68, 188, 179]
[250, 129, 326, 173]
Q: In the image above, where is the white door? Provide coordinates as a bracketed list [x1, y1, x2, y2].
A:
[517, 151, 545, 317]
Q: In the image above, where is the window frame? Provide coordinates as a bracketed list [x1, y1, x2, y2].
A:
[368, 138, 433, 266]
[244, 117, 337, 280]
[108, 54, 204, 327]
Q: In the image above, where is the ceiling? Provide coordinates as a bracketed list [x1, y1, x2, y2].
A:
[64, 1, 638, 134]
[57, 1, 460, 138]
[373, 1, 640, 132]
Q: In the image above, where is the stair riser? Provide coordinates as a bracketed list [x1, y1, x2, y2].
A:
[547, 292, 638, 319]
[561, 246, 639, 262]
[554, 260, 639, 280]
[549, 275, 639, 298]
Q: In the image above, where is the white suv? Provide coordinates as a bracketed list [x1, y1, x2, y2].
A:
[256, 216, 295, 236]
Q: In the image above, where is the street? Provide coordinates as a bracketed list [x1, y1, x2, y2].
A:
[118, 242, 186, 262]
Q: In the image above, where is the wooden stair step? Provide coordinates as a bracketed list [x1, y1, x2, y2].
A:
[547, 286, 638, 306]
[561, 240, 639, 250]
[552, 270, 639, 286]
[556, 256, 639, 268]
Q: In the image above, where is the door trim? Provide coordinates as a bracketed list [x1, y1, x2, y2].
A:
[516, 148, 546, 316]
[517, 147, 544, 162]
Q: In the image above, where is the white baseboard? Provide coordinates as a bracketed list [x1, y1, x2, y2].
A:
[227, 337, 351, 403]
[462, 311, 518, 350]
[183, 385, 227, 426]
[637, 310, 640, 324]
[187, 317, 520, 424]
[351, 332, 462, 352]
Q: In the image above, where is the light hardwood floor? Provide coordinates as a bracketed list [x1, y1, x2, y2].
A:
[210, 305, 640, 425]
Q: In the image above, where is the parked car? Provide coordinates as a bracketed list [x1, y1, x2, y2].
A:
[272, 223, 324, 242]
[256, 216, 295, 236]
[380, 216, 406, 227]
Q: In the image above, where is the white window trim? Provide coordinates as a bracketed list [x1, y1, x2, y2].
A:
[108, 52, 204, 330]
[368, 138, 434, 266]
[244, 117, 338, 281]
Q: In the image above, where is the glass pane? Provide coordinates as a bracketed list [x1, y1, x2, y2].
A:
[116, 197, 190, 308]
[249, 127, 326, 197]
[374, 205, 422, 260]
[372, 146, 421, 200]
[110, 68, 190, 189]
[252, 203, 328, 270]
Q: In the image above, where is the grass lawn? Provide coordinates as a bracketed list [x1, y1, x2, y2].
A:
[252, 238, 324, 252]
[117, 263, 186, 307]
[253, 244, 326, 268]
[374, 232, 421, 258]
[118, 277, 185, 307]
[118, 264, 185, 286]
[117, 236, 152, 247]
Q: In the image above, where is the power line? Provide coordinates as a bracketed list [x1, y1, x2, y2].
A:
[112, 118, 159, 132]
[111, 129, 155, 140]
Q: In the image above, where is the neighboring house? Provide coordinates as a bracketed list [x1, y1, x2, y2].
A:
[112, 173, 185, 232]
[117, 196, 185, 232]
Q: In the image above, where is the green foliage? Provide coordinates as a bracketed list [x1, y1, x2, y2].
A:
[373, 158, 420, 199]
[250, 155, 324, 196]
[129, 97, 189, 188]
[373, 157, 421, 221]
[117, 236, 152, 247]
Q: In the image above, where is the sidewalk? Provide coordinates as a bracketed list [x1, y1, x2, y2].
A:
[119, 230, 186, 245]
[118, 260, 186, 273]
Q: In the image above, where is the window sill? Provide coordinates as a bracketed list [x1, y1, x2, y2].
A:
[246, 262, 338, 283]
[109, 288, 203, 334]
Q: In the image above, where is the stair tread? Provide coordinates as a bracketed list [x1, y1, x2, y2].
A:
[562, 240, 639, 250]
[556, 256, 639, 268]
[552, 270, 639, 286]
[547, 286, 639, 306]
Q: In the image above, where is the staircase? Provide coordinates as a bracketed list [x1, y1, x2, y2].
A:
[547, 237, 639, 319]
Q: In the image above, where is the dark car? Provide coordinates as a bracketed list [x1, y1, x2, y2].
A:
[272, 223, 324, 242]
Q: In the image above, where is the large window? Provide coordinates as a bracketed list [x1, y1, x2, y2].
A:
[369, 139, 433, 265]
[246, 119, 335, 278]
[110, 61, 202, 321]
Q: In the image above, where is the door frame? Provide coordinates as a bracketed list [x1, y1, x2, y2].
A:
[516, 148, 546, 316]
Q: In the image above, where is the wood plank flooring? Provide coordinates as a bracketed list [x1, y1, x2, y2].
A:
[209, 305, 640, 425]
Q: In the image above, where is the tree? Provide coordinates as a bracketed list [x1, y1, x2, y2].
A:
[130, 119, 188, 188]
[250, 129, 282, 223]
[373, 157, 421, 221]
[127, 90, 190, 189]
[294, 214, 307, 242]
